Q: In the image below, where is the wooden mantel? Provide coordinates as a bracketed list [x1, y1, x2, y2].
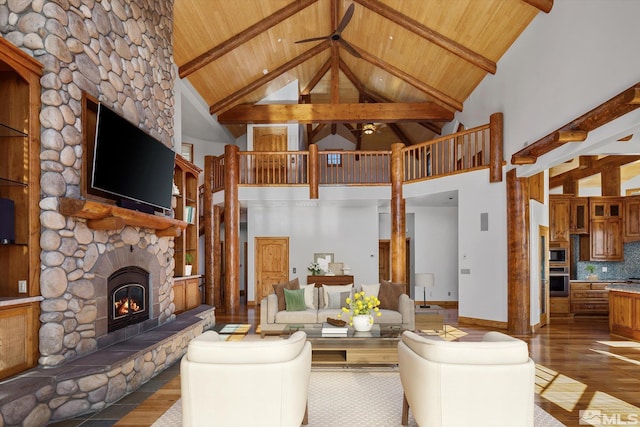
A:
[59, 198, 187, 237]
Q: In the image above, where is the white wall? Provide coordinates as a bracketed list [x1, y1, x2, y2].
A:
[453, 1, 640, 325]
[246, 204, 380, 302]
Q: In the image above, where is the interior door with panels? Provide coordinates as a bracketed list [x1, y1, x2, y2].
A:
[255, 237, 289, 303]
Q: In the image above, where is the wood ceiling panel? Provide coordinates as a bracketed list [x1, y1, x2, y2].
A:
[310, 70, 360, 104]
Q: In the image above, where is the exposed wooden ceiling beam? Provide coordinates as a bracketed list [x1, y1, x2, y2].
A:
[354, 0, 496, 74]
[387, 123, 412, 146]
[209, 40, 330, 114]
[520, 0, 554, 13]
[178, 0, 318, 78]
[511, 82, 640, 165]
[356, 45, 463, 112]
[330, 44, 340, 104]
[548, 155, 640, 189]
[418, 121, 443, 135]
[217, 102, 454, 124]
[301, 58, 331, 95]
[339, 59, 365, 93]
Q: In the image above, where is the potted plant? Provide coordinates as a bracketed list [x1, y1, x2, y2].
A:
[337, 291, 383, 332]
[185, 253, 194, 276]
[585, 264, 598, 281]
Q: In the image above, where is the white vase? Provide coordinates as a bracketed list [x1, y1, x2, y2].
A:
[352, 314, 373, 332]
[184, 265, 193, 276]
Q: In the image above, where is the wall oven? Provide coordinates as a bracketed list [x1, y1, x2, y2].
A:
[549, 266, 569, 297]
[549, 247, 568, 265]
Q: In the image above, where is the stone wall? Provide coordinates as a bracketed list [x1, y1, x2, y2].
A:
[0, 0, 178, 367]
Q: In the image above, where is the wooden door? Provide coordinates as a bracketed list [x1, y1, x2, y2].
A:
[539, 226, 549, 327]
[253, 126, 287, 184]
[379, 240, 390, 282]
[255, 237, 289, 303]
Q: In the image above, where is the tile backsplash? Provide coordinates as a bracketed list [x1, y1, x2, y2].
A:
[572, 236, 640, 280]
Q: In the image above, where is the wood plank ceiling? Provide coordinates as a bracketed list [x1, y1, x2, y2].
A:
[173, 0, 549, 149]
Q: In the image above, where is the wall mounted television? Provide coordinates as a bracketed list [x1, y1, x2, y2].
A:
[91, 103, 175, 211]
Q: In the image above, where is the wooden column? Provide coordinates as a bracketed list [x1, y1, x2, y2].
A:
[562, 177, 577, 195]
[203, 156, 215, 307]
[602, 166, 621, 196]
[506, 168, 531, 335]
[390, 143, 406, 284]
[308, 143, 319, 199]
[224, 145, 240, 313]
[213, 205, 223, 309]
[489, 112, 503, 183]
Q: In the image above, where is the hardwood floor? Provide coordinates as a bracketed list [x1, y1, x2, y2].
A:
[59, 305, 640, 426]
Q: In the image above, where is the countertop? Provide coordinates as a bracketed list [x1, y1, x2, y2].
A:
[606, 284, 640, 294]
[0, 296, 44, 308]
[570, 280, 627, 283]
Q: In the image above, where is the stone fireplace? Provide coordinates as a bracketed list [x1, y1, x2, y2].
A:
[108, 266, 150, 333]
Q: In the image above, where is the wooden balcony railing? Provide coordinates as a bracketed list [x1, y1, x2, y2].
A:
[207, 120, 496, 191]
[403, 124, 490, 183]
[318, 150, 391, 185]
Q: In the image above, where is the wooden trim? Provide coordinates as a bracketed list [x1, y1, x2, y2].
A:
[354, 0, 497, 74]
[210, 40, 330, 114]
[511, 82, 640, 165]
[506, 169, 531, 335]
[179, 0, 318, 78]
[59, 198, 186, 234]
[521, 0, 554, 13]
[356, 46, 463, 112]
[457, 316, 508, 330]
[218, 102, 454, 124]
[489, 112, 503, 183]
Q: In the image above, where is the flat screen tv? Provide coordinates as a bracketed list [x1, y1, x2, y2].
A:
[91, 103, 175, 211]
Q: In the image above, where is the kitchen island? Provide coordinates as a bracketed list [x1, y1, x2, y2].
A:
[607, 284, 640, 341]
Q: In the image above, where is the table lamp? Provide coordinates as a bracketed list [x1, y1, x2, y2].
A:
[415, 273, 435, 308]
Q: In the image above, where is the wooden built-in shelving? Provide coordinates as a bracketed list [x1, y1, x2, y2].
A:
[59, 197, 187, 236]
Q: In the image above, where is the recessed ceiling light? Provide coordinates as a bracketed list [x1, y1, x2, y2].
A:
[277, 38, 282, 43]
[389, 35, 394, 40]
[262, 68, 268, 75]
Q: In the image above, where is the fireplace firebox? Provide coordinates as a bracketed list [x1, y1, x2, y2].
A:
[108, 266, 150, 333]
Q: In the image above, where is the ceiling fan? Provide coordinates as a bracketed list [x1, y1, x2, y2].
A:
[295, 3, 361, 58]
[348, 123, 386, 135]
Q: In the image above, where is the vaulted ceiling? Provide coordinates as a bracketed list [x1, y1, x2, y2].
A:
[173, 0, 550, 148]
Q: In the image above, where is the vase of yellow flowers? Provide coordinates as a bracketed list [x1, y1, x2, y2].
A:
[338, 291, 382, 332]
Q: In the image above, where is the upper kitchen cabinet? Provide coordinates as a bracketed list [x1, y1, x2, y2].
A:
[624, 195, 640, 242]
[581, 197, 624, 261]
[550, 195, 571, 242]
[569, 197, 589, 234]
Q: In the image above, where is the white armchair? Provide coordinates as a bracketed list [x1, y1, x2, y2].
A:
[181, 330, 312, 427]
[398, 330, 535, 427]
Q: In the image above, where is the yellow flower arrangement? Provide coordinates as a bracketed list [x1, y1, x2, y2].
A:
[337, 291, 382, 325]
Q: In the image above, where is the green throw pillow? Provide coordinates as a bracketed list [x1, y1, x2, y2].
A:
[284, 288, 307, 311]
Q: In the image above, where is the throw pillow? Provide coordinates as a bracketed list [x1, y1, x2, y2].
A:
[378, 279, 405, 311]
[327, 291, 351, 310]
[360, 283, 380, 299]
[284, 288, 307, 312]
[322, 284, 353, 309]
[273, 278, 300, 311]
[300, 284, 316, 310]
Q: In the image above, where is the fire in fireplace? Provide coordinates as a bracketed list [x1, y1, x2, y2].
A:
[108, 266, 150, 333]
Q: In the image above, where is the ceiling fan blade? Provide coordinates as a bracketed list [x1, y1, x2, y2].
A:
[295, 35, 330, 44]
[339, 38, 362, 58]
[335, 3, 355, 34]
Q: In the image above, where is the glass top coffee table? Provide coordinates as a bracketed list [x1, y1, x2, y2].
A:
[282, 324, 405, 365]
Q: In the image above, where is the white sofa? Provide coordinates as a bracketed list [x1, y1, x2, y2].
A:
[181, 330, 311, 427]
[398, 330, 535, 427]
[260, 283, 415, 333]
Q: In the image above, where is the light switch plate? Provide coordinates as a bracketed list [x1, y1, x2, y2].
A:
[18, 280, 27, 293]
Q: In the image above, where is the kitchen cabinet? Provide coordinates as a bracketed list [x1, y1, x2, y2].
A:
[570, 282, 609, 315]
[609, 290, 640, 341]
[569, 197, 589, 234]
[624, 195, 640, 242]
[581, 197, 623, 261]
[550, 296, 571, 317]
[549, 195, 571, 242]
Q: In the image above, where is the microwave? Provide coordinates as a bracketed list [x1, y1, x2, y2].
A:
[549, 247, 568, 264]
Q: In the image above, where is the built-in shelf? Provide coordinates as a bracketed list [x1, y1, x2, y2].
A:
[59, 197, 187, 236]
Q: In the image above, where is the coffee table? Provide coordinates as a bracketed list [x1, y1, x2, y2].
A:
[282, 324, 404, 365]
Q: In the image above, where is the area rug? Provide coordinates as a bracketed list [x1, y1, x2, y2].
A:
[213, 323, 251, 341]
[152, 369, 564, 426]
